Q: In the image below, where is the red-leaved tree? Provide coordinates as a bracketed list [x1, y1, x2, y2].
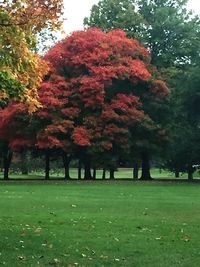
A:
[0, 103, 34, 179]
[0, 28, 169, 180]
[35, 28, 169, 179]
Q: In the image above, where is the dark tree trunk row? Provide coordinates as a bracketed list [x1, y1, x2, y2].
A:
[1, 152, 150, 180]
[2, 148, 195, 181]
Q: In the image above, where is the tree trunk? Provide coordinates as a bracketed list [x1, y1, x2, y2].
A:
[188, 166, 193, 181]
[175, 170, 179, 178]
[45, 150, 50, 180]
[140, 152, 152, 180]
[109, 168, 115, 179]
[102, 168, 106, 179]
[21, 150, 29, 175]
[93, 167, 96, 179]
[62, 152, 71, 179]
[78, 159, 82, 180]
[3, 149, 12, 180]
[83, 159, 92, 180]
[133, 163, 139, 179]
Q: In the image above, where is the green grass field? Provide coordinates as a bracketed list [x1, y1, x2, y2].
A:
[0, 182, 200, 266]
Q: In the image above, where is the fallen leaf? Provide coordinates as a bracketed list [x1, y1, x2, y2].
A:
[100, 255, 108, 259]
[49, 258, 60, 265]
[140, 227, 151, 232]
[47, 243, 53, 249]
[35, 227, 42, 233]
[20, 231, 26, 237]
[183, 235, 190, 242]
[61, 253, 69, 257]
[155, 237, 162, 240]
[38, 255, 44, 259]
[18, 256, 25, 260]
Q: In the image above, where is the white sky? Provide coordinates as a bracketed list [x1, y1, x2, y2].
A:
[62, 0, 200, 35]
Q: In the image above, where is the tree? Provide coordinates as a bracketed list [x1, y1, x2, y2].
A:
[0, 28, 169, 180]
[137, 0, 200, 180]
[136, 0, 200, 69]
[85, 0, 200, 69]
[37, 28, 169, 179]
[165, 66, 200, 180]
[84, 0, 144, 39]
[0, 102, 34, 179]
[0, 0, 64, 110]
[84, 0, 200, 179]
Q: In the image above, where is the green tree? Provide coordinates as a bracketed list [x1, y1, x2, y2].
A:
[137, 0, 200, 70]
[165, 65, 200, 180]
[85, 0, 200, 69]
[84, 0, 144, 39]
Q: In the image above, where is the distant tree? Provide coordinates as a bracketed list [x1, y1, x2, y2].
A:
[165, 66, 200, 180]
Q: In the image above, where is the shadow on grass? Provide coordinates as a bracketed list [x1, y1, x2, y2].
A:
[0, 177, 200, 183]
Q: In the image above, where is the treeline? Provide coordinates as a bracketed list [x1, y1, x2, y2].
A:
[0, 0, 200, 181]
[0, 28, 169, 180]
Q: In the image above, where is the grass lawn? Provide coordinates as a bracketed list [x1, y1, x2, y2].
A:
[0, 182, 200, 266]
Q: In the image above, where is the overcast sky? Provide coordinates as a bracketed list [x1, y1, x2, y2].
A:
[62, 0, 200, 35]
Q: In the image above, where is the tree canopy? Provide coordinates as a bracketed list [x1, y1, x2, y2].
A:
[84, 0, 200, 69]
[0, 0, 64, 111]
[0, 28, 169, 179]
